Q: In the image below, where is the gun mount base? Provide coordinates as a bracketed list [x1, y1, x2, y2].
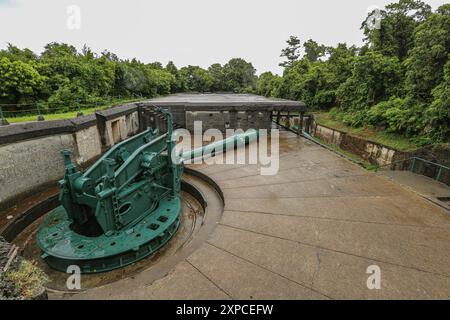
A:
[37, 195, 181, 273]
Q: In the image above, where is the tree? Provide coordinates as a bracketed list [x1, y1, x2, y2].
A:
[424, 57, 450, 141]
[39, 43, 116, 107]
[277, 58, 310, 100]
[100, 50, 119, 62]
[115, 60, 175, 97]
[118, 61, 148, 96]
[179, 65, 213, 92]
[336, 51, 402, 113]
[208, 63, 225, 92]
[0, 57, 44, 104]
[256, 72, 281, 97]
[165, 61, 184, 92]
[222, 58, 256, 92]
[40, 42, 78, 60]
[0, 43, 37, 63]
[362, 0, 432, 60]
[275, 42, 358, 109]
[145, 68, 175, 96]
[147, 62, 163, 70]
[279, 36, 301, 68]
[404, 5, 450, 101]
[326, 43, 357, 87]
[303, 39, 327, 62]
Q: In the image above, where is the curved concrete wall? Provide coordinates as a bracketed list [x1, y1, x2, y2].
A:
[0, 103, 140, 210]
[0, 133, 76, 206]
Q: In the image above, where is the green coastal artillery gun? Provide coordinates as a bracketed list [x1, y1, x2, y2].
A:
[37, 108, 257, 273]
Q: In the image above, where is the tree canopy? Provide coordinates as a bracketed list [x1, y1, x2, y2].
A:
[0, 0, 448, 144]
[0, 43, 257, 110]
[256, 0, 449, 144]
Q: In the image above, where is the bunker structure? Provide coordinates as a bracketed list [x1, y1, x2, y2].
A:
[138, 93, 307, 133]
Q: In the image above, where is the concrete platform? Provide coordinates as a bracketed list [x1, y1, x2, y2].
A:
[70, 131, 450, 300]
[146, 93, 306, 109]
[379, 170, 450, 210]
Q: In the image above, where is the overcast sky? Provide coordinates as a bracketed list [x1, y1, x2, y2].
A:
[0, 0, 447, 74]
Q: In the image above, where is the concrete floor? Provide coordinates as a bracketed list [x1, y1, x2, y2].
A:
[379, 170, 450, 210]
[146, 93, 304, 106]
[70, 131, 450, 300]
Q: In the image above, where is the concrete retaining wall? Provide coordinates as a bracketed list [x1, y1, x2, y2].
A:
[0, 134, 75, 206]
[310, 119, 450, 185]
[139, 97, 290, 133]
[310, 120, 405, 166]
[0, 104, 140, 210]
[313, 124, 344, 147]
[74, 125, 102, 164]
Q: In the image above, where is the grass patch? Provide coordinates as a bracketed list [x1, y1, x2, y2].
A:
[7, 107, 99, 123]
[5, 98, 142, 123]
[314, 112, 420, 152]
[3, 260, 49, 299]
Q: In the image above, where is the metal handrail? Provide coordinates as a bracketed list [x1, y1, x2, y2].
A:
[408, 157, 450, 170]
[283, 120, 448, 182]
[380, 156, 450, 170]
[378, 156, 449, 183]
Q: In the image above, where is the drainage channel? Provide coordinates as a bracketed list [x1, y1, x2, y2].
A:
[0, 170, 224, 296]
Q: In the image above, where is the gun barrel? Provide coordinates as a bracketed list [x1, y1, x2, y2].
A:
[181, 130, 259, 162]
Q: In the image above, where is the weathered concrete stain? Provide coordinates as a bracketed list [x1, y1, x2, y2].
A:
[0, 134, 75, 206]
[311, 121, 400, 165]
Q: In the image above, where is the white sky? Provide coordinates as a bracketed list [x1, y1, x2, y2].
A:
[0, 0, 447, 75]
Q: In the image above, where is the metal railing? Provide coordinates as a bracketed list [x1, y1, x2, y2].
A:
[0, 94, 146, 125]
[273, 116, 449, 185]
[379, 156, 450, 184]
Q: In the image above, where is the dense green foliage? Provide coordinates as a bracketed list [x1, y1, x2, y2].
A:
[256, 0, 450, 144]
[0, 44, 256, 112]
[0, 0, 447, 144]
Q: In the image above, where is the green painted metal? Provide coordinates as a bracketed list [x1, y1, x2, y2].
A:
[37, 197, 180, 273]
[180, 130, 259, 162]
[37, 108, 259, 273]
[436, 167, 443, 182]
[37, 108, 183, 273]
[410, 158, 416, 172]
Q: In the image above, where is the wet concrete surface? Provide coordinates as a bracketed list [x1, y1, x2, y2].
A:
[379, 170, 450, 210]
[4, 130, 450, 299]
[67, 131, 450, 299]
